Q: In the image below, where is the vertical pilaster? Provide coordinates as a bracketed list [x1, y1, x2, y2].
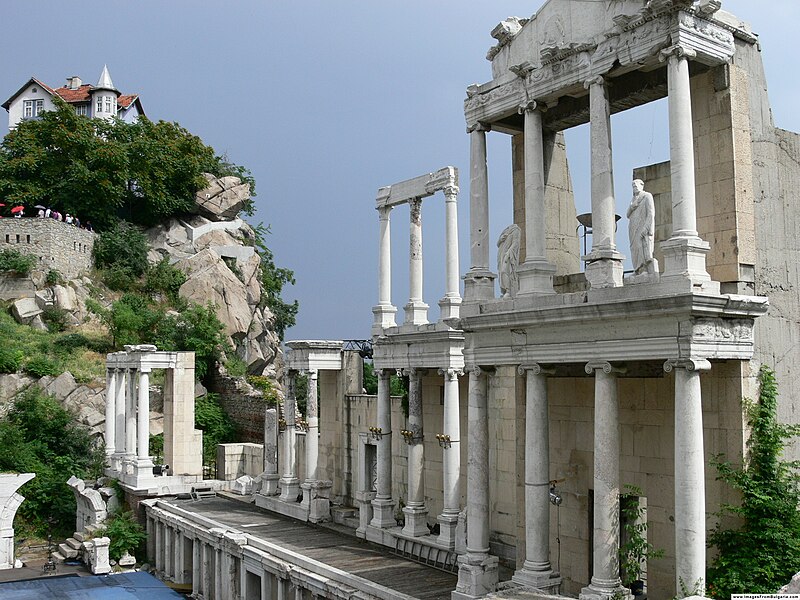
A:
[136, 368, 152, 463]
[402, 368, 428, 536]
[517, 102, 556, 295]
[279, 371, 300, 501]
[514, 364, 561, 592]
[659, 45, 712, 287]
[405, 197, 429, 325]
[665, 358, 710, 596]
[438, 367, 462, 548]
[453, 366, 499, 600]
[440, 184, 462, 320]
[464, 122, 496, 300]
[105, 369, 117, 458]
[373, 205, 397, 334]
[584, 76, 624, 289]
[370, 369, 395, 527]
[115, 369, 127, 458]
[192, 538, 201, 595]
[581, 362, 627, 600]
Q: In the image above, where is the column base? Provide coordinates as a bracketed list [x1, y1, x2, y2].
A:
[660, 237, 712, 288]
[402, 504, 430, 537]
[404, 300, 429, 326]
[452, 554, 499, 599]
[356, 491, 376, 538]
[278, 477, 301, 502]
[583, 251, 624, 289]
[301, 480, 332, 523]
[517, 260, 556, 296]
[512, 564, 562, 594]
[258, 472, 280, 496]
[437, 512, 459, 549]
[579, 577, 631, 600]
[462, 269, 496, 302]
[369, 497, 396, 529]
[438, 296, 461, 321]
[372, 304, 397, 336]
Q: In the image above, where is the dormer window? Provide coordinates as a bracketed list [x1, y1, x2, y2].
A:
[23, 99, 43, 118]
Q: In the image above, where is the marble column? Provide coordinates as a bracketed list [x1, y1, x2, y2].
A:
[440, 184, 462, 320]
[464, 122, 495, 300]
[454, 367, 499, 599]
[104, 369, 117, 459]
[372, 205, 397, 334]
[438, 368, 462, 548]
[126, 369, 137, 458]
[584, 76, 624, 289]
[402, 368, 428, 536]
[405, 197, 429, 325]
[305, 369, 319, 483]
[279, 371, 300, 501]
[261, 407, 280, 495]
[370, 369, 395, 527]
[136, 367, 153, 467]
[665, 358, 710, 595]
[659, 45, 711, 286]
[581, 362, 626, 600]
[514, 365, 560, 591]
[114, 369, 127, 460]
[517, 101, 556, 295]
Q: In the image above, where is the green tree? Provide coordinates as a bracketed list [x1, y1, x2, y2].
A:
[93, 220, 149, 277]
[707, 366, 800, 598]
[195, 393, 236, 466]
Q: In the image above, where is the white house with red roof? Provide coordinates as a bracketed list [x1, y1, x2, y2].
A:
[1, 65, 144, 130]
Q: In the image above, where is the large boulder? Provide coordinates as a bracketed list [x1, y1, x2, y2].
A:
[193, 173, 250, 221]
[11, 297, 42, 324]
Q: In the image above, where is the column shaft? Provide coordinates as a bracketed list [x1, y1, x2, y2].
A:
[137, 370, 150, 460]
[279, 372, 300, 501]
[305, 370, 319, 482]
[438, 368, 461, 547]
[466, 368, 489, 556]
[523, 106, 546, 261]
[378, 206, 392, 304]
[115, 370, 126, 455]
[405, 198, 428, 324]
[126, 370, 137, 456]
[444, 187, 460, 298]
[192, 538, 201, 594]
[588, 77, 616, 252]
[469, 125, 490, 272]
[105, 369, 117, 456]
[402, 369, 428, 537]
[370, 369, 395, 527]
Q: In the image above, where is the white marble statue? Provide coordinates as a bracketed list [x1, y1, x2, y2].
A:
[627, 179, 656, 275]
[497, 224, 521, 298]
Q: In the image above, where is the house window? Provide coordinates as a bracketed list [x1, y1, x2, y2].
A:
[23, 99, 44, 118]
[75, 104, 89, 117]
[96, 97, 103, 113]
[104, 97, 114, 113]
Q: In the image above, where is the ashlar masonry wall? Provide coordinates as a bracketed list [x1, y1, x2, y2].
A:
[0, 218, 94, 279]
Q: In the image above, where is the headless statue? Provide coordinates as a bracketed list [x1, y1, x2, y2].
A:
[497, 224, 521, 298]
[627, 179, 657, 275]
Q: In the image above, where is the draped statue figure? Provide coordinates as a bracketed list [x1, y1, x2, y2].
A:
[627, 179, 657, 275]
[497, 224, 521, 298]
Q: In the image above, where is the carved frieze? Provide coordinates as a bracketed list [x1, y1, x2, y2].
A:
[691, 318, 754, 343]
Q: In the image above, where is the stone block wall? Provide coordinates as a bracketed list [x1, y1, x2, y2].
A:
[0, 218, 94, 279]
[209, 372, 270, 443]
[217, 443, 264, 480]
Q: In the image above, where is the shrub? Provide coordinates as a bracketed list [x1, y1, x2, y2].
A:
[101, 265, 139, 292]
[0, 347, 23, 373]
[98, 511, 146, 562]
[45, 269, 62, 286]
[226, 355, 248, 378]
[0, 249, 37, 275]
[195, 392, 236, 467]
[54, 333, 90, 352]
[108, 293, 163, 347]
[144, 257, 186, 302]
[707, 366, 800, 598]
[93, 221, 148, 277]
[41, 305, 69, 332]
[246, 375, 279, 407]
[24, 355, 62, 378]
[155, 302, 228, 380]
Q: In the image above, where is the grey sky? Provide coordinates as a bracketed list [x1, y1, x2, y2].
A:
[2, 1, 798, 343]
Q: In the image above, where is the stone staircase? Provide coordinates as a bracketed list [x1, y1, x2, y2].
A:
[51, 524, 101, 563]
[330, 505, 360, 530]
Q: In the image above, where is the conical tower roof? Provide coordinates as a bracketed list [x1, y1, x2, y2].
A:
[94, 64, 118, 93]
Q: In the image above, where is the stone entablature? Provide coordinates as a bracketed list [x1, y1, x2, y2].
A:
[0, 218, 94, 279]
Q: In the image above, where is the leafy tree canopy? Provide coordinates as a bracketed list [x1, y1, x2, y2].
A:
[0, 98, 255, 229]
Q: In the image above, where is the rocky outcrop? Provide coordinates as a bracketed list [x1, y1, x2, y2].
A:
[193, 173, 250, 221]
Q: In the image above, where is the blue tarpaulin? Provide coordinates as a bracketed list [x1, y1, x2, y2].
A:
[0, 571, 184, 599]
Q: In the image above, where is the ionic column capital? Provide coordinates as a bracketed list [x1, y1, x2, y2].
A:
[585, 361, 626, 376]
[376, 205, 392, 219]
[438, 367, 463, 380]
[659, 44, 697, 63]
[467, 121, 491, 134]
[583, 75, 606, 89]
[519, 363, 555, 377]
[402, 368, 427, 379]
[664, 358, 711, 373]
[376, 368, 393, 381]
[518, 99, 540, 114]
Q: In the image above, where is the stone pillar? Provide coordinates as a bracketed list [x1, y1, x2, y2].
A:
[260, 407, 280, 495]
[581, 362, 627, 600]
[454, 367, 498, 599]
[514, 365, 560, 592]
[136, 368, 152, 463]
[104, 369, 117, 458]
[438, 368, 462, 548]
[192, 538, 201, 595]
[464, 122, 496, 300]
[517, 101, 556, 295]
[114, 369, 127, 459]
[372, 205, 397, 334]
[164, 524, 173, 580]
[370, 369, 395, 527]
[440, 184, 462, 320]
[279, 371, 300, 501]
[405, 197, 429, 325]
[202, 543, 212, 599]
[214, 547, 223, 600]
[402, 369, 428, 536]
[126, 369, 137, 458]
[659, 45, 711, 287]
[305, 369, 319, 483]
[584, 76, 624, 289]
[665, 358, 710, 596]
